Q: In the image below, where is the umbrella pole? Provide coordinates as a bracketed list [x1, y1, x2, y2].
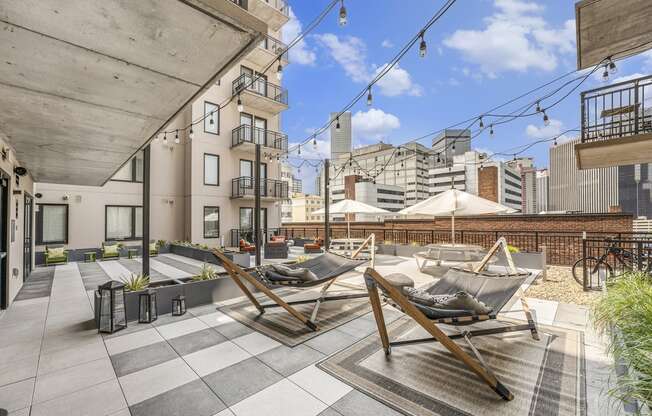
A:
[347, 219, 351, 239]
[451, 212, 455, 246]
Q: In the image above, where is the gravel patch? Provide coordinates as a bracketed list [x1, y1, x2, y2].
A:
[525, 266, 601, 306]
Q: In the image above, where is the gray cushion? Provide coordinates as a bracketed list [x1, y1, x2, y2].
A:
[384, 273, 415, 293]
[403, 287, 492, 315]
[270, 264, 318, 281]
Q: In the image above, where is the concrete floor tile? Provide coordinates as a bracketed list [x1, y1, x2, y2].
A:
[105, 327, 164, 356]
[203, 357, 283, 406]
[331, 390, 403, 416]
[231, 379, 327, 416]
[231, 332, 281, 356]
[111, 341, 178, 377]
[289, 365, 352, 406]
[0, 378, 34, 412]
[183, 341, 250, 377]
[33, 357, 116, 404]
[30, 379, 127, 416]
[304, 329, 358, 356]
[130, 379, 225, 416]
[257, 344, 325, 377]
[155, 316, 209, 340]
[195, 310, 235, 327]
[118, 357, 197, 406]
[0, 355, 38, 388]
[167, 327, 227, 356]
[214, 321, 254, 340]
[8, 407, 30, 416]
[37, 339, 108, 376]
[318, 408, 344, 416]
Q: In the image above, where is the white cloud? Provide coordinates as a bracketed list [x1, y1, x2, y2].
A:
[443, 0, 575, 77]
[381, 39, 394, 48]
[351, 108, 400, 140]
[611, 73, 646, 84]
[282, 8, 316, 65]
[290, 137, 330, 160]
[525, 118, 563, 139]
[316, 34, 422, 97]
[643, 50, 652, 70]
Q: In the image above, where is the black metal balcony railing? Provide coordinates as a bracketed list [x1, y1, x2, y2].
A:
[581, 74, 652, 143]
[232, 73, 288, 105]
[231, 177, 288, 199]
[259, 34, 289, 63]
[231, 125, 288, 151]
[230, 0, 288, 17]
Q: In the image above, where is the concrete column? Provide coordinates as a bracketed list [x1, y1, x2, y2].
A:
[142, 145, 150, 276]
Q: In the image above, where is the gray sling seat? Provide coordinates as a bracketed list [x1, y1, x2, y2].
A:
[263, 252, 367, 288]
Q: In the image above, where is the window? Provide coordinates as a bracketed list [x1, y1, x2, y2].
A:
[203, 207, 220, 238]
[111, 153, 143, 182]
[36, 204, 68, 244]
[204, 154, 220, 186]
[239, 207, 267, 230]
[204, 101, 219, 135]
[105, 206, 143, 241]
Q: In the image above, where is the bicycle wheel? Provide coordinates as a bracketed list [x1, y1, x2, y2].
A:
[572, 257, 612, 288]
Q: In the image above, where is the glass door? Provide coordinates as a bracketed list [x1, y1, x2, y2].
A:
[0, 174, 8, 309]
[240, 113, 253, 143]
[254, 117, 267, 146]
[23, 194, 33, 281]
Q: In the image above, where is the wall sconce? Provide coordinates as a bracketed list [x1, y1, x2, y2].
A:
[1, 147, 8, 161]
[163, 199, 174, 205]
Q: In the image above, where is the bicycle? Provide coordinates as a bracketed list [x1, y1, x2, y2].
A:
[571, 239, 652, 287]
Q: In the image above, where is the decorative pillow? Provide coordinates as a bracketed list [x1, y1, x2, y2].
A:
[48, 247, 65, 257]
[104, 244, 119, 255]
[271, 264, 318, 281]
[403, 288, 492, 314]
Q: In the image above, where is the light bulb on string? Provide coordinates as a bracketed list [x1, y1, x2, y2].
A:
[163, 132, 168, 144]
[543, 110, 550, 126]
[489, 124, 494, 137]
[335, 117, 341, 131]
[602, 65, 609, 82]
[189, 127, 194, 140]
[535, 101, 541, 113]
[297, 145, 301, 156]
[276, 59, 283, 81]
[553, 138, 558, 146]
[419, 32, 427, 58]
[154, 134, 160, 143]
[478, 116, 484, 128]
[608, 59, 617, 74]
[174, 130, 180, 144]
[276, 154, 280, 161]
[338, 0, 347, 26]
[237, 95, 243, 112]
[366, 88, 372, 106]
[312, 136, 317, 149]
[209, 112, 214, 125]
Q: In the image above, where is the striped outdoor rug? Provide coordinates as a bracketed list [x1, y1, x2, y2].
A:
[319, 316, 587, 416]
[154, 255, 202, 276]
[219, 289, 371, 346]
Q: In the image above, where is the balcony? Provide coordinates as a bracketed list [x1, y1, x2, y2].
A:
[230, 0, 289, 31]
[231, 125, 288, 152]
[231, 176, 288, 199]
[247, 34, 289, 68]
[576, 74, 652, 169]
[232, 73, 288, 114]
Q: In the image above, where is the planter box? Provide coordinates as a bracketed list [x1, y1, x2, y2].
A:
[395, 244, 424, 257]
[169, 244, 250, 268]
[495, 252, 546, 271]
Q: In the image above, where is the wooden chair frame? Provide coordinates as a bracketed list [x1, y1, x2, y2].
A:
[211, 234, 376, 331]
[363, 237, 539, 401]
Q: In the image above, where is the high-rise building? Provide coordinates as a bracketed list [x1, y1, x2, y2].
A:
[292, 177, 303, 194]
[536, 169, 549, 213]
[549, 138, 619, 213]
[329, 142, 431, 207]
[280, 163, 294, 223]
[330, 111, 352, 159]
[506, 157, 537, 214]
[428, 150, 523, 211]
[431, 129, 471, 166]
[35, 3, 291, 248]
[331, 175, 405, 221]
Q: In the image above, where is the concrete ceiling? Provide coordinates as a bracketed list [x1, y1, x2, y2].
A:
[0, 0, 266, 185]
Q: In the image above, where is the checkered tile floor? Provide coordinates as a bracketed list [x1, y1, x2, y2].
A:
[0, 255, 618, 416]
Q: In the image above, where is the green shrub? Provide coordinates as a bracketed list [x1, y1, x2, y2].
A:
[192, 264, 217, 281]
[507, 244, 520, 254]
[592, 272, 652, 408]
[122, 273, 150, 292]
[156, 240, 166, 248]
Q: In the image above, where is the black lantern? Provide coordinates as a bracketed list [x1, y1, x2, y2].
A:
[171, 295, 186, 316]
[97, 281, 127, 334]
[138, 289, 158, 323]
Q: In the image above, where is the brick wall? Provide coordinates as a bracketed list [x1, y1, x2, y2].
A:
[478, 166, 498, 202]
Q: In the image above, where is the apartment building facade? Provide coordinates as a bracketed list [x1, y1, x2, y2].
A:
[290, 193, 324, 222]
[330, 111, 352, 159]
[506, 157, 537, 214]
[536, 169, 549, 213]
[34, 1, 290, 251]
[330, 175, 404, 221]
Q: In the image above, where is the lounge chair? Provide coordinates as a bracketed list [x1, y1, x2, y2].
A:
[45, 244, 69, 265]
[101, 242, 120, 260]
[364, 238, 538, 401]
[211, 236, 374, 331]
[239, 239, 255, 253]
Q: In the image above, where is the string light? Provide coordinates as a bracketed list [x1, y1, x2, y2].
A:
[601, 65, 609, 82]
[367, 88, 372, 106]
[535, 101, 541, 113]
[276, 154, 280, 161]
[174, 130, 180, 144]
[338, 0, 347, 26]
[297, 145, 301, 155]
[209, 112, 214, 125]
[436, 153, 441, 163]
[542, 110, 550, 126]
[478, 116, 484, 128]
[237, 95, 243, 112]
[608, 58, 617, 74]
[553, 138, 558, 146]
[419, 32, 427, 58]
[163, 132, 168, 144]
[335, 117, 341, 131]
[276, 59, 283, 81]
[188, 127, 194, 140]
[489, 124, 494, 137]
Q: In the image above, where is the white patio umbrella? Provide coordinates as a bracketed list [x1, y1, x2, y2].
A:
[398, 189, 516, 245]
[312, 199, 391, 238]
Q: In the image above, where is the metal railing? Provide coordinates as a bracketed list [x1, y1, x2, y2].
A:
[231, 177, 288, 199]
[232, 73, 288, 105]
[231, 125, 288, 151]
[230, 228, 283, 246]
[279, 225, 652, 266]
[259, 34, 288, 63]
[229, 0, 288, 17]
[581, 74, 652, 143]
[581, 237, 652, 290]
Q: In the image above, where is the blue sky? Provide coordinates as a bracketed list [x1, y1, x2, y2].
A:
[281, 0, 652, 194]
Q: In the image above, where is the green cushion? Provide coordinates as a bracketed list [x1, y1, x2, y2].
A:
[149, 243, 157, 252]
[103, 244, 119, 256]
[48, 247, 65, 258]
